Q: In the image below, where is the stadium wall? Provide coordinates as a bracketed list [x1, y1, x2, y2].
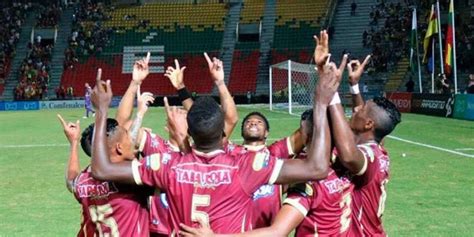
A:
[386, 92, 474, 121]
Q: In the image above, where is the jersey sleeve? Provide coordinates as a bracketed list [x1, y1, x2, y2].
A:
[238, 151, 284, 195]
[131, 152, 176, 189]
[267, 137, 294, 159]
[353, 144, 377, 186]
[283, 182, 315, 217]
[138, 130, 166, 157]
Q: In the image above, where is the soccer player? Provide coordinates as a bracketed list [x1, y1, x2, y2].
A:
[58, 113, 153, 237]
[329, 96, 400, 236]
[83, 83, 95, 118]
[88, 53, 338, 234]
[314, 30, 401, 236]
[112, 52, 176, 236]
[166, 53, 306, 228]
[178, 61, 355, 237]
[164, 53, 239, 143]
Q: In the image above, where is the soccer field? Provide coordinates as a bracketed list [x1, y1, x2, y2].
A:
[0, 106, 473, 236]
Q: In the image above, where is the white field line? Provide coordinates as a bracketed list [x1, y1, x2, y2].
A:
[387, 135, 474, 158]
[263, 109, 474, 159]
[0, 139, 283, 149]
[0, 143, 69, 148]
[1, 136, 471, 159]
[454, 148, 474, 151]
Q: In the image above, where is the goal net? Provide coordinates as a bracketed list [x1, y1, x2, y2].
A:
[269, 60, 318, 115]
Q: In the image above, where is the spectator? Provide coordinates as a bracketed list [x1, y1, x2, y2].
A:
[405, 77, 415, 92]
[363, 82, 369, 93]
[351, 1, 357, 16]
[466, 74, 474, 94]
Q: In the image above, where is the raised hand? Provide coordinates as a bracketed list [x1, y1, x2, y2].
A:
[164, 59, 186, 90]
[314, 30, 329, 69]
[179, 218, 214, 237]
[204, 52, 224, 83]
[136, 86, 155, 117]
[315, 62, 340, 106]
[91, 68, 113, 112]
[164, 97, 188, 144]
[335, 54, 349, 82]
[347, 54, 371, 85]
[132, 52, 151, 84]
[57, 114, 81, 144]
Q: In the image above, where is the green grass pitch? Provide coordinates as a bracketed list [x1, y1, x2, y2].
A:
[0, 106, 473, 236]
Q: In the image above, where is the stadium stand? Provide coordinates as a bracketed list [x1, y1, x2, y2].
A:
[239, 0, 265, 24]
[60, 2, 227, 97]
[0, 2, 30, 95]
[229, 42, 260, 94]
[271, 0, 328, 64]
[227, 0, 264, 95]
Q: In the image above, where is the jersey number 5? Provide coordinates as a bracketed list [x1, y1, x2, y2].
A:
[191, 194, 210, 226]
[89, 204, 119, 237]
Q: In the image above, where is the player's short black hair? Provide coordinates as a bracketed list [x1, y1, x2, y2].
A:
[301, 109, 313, 122]
[187, 97, 224, 146]
[371, 97, 401, 142]
[241, 111, 270, 136]
[80, 118, 119, 157]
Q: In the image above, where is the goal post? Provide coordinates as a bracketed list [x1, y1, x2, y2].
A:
[269, 60, 318, 115]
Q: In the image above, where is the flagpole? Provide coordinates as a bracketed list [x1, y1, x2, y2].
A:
[436, 0, 444, 74]
[431, 39, 435, 93]
[451, 0, 458, 93]
[415, 8, 422, 93]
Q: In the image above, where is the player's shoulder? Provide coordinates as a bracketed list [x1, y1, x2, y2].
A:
[357, 142, 388, 163]
[141, 151, 180, 170]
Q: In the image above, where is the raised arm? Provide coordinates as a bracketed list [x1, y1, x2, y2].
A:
[90, 69, 136, 184]
[204, 52, 238, 140]
[328, 103, 366, 174]
[347, 55, 371, 110]
[275, 58, 346, 184]
[129, 86, 155, 146]
[115, 52, 150, 129]
[57, 114, 81, 193]
[164, 59, 193, 110]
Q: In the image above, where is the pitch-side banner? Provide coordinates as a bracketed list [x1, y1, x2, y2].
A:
[453, 94, 474, 121]
[0, 101, 39, 111]
[386, 92, 412, 113]
[411, 93, 455, 117]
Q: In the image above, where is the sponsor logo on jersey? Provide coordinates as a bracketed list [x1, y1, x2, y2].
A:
[162, 153, 171, 165]
[146, 154, 161, 171]
[76, 179, 119, 198]
[175, 168, 232, 188]
[252, 184, 275, 200]
[322, 177, 351, 194]
[151, 137, 160, 148]
[379, 156, 389, 173]
[252, 151, 270, 171]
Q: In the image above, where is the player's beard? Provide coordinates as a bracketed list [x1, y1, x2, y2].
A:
[243, 132, 265, 142]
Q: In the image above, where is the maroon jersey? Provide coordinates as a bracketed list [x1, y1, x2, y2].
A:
[139, 131, 178, 235]
[350, 142, 390, 237]
[73, 166, 152, 237]
[284, 169, 353, 236]
[225, 138, 293, 228]
[131, 148, 284, 234]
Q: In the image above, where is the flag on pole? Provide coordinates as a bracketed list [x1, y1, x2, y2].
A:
[444, 0, 454, 76]
[410, 8, 417, 73]
[423, 5, 438, 64]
